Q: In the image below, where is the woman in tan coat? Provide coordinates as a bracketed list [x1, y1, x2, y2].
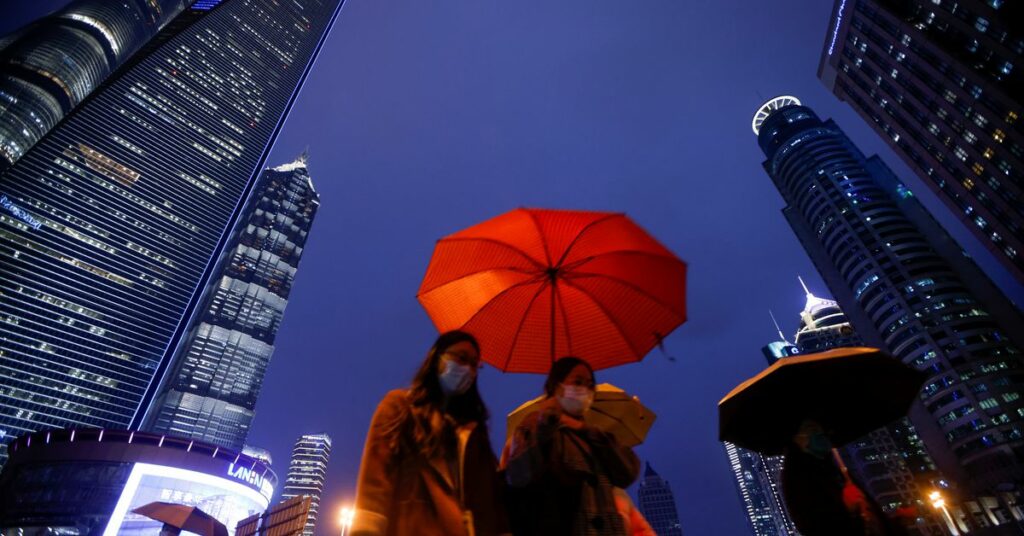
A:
[352, 330, 509, 536]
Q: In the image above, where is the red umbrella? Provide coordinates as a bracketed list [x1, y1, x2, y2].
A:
[417, 208, 687, 372]
[131, 502, 229, 536]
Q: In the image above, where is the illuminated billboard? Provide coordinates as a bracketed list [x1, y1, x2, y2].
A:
[103, 463, 271, 536]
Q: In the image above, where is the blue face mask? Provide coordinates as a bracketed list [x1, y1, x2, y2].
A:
[558, 385, 594, 416]
[438, 361, 475, 395]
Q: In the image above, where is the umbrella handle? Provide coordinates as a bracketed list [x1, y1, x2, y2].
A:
[831, 448, 851, 481]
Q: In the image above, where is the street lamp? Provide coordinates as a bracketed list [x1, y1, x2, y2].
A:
[339, 506, 354, 536]
[929, 491, 961, 536]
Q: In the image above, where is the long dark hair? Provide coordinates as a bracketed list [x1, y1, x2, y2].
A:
[384, 330, 490, 457]
[543, 356, 594, 397]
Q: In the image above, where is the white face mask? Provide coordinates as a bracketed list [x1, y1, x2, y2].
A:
[557, 384, 594, 416]
[438, 360, 475, 395]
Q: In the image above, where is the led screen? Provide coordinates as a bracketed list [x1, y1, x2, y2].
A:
[103, 463, 270, 536]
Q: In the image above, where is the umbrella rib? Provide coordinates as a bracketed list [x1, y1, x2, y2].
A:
[561, 278, 644, 362]
[555, 279, 574, 359]
[562, 249, 687, 272]
[553, 212, 623, 268]
[524, 208, 555, 267]
[502, 278, 551, 372]
[564, 270, 687, 319]
[417, 266, 541, 297]
[437, 236, 547, 268]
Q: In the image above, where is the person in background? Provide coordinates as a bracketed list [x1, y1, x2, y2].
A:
[352, 330, 509, 536]
[505, 356, 640, 536]
[782, 419, 908, 536]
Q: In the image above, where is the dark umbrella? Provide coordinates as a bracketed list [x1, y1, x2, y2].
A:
[417, 207, 687, 373]
[718, 346, 927, 455]
[132, 502, 229, 536]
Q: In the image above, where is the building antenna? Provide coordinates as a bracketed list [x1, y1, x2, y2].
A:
[798, 275, 812, 296]
[769, 309, 789, 343]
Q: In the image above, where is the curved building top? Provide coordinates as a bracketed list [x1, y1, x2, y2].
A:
[4, 428, 277, 499]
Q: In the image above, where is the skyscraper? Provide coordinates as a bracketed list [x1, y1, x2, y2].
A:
[637, 462, 684, 536]
[723, 441, 798, 536]
[0, 0, 343, 465]
[818, 0, 1024, 284]
[146, 154, 320, 449]
[753, 96, 1024, 499]
[0, 0, 191, 170]
[282, 433, 332, 536]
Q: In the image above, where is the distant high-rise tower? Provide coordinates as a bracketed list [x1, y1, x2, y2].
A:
[146, 154, 320, 449]
[0, 0, 343, 465]
[723, 441, 798, 536]
[637, 462, 684, 536]
[753, 96, 1024, 496]
[282, 433, 332, 536]
[818, 0, 1024, 284]
[0, 0, 191, 170]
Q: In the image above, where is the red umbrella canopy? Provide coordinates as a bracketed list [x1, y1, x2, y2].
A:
[418, 208, 687, 373]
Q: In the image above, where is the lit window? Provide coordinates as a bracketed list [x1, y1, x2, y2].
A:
[972, 163, 984, 175]
[1008, 111, 1019, 124]
[1000, 62, 1014, 75]
[983, 147, 995, 159]
[975, 17, 989, 33]
[963, 178, 976, 190]
[993, 129, 1006, 142]
[954, 147, 969, 161]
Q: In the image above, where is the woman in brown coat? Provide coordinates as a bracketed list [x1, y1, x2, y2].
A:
[352, 331, 509, 536]
[505, 357, 640, 536]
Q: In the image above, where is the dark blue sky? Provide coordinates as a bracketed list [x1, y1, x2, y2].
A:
[6, 2, 1024, 535]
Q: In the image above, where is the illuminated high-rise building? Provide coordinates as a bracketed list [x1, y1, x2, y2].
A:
[281, 433, 332, 536]
[146, 154, 320, 449]
[0, 0, 191, 170]
[818, 0, 1024, 284]
[753, 96, 1024, 503]
[0, 0, 343, 465]
[724, 441, 798, 536]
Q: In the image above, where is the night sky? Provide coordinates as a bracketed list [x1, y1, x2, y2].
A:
[5, 2, 1024, 535]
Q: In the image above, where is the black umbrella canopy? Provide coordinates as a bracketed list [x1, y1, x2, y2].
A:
[718, 347, 927, 455]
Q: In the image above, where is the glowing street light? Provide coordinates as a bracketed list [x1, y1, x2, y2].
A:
[339, 506, 355, 536]
[928, 490, 961, 536]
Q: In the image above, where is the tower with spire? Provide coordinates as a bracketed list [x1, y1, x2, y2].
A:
[145, 152, 321, 449]
[637, 462, 684, 536]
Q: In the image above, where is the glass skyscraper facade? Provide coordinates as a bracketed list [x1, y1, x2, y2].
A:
[818, 0, 1024, 284]
[637, 462, 684, 536]
[0, 0, 191, 171]
[0, 0, 343, 465]
[146, 154, 320, 450]
[754, 96, 1024, 503]
[281, 433, 332, 536]
[723, 441, 797, 536]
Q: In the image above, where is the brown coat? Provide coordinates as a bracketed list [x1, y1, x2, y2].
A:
[352, 390, 509, 536]
[505, 407, 640, 536]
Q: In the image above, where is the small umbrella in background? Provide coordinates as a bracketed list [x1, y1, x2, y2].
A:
[418, 207, 687, 373]
[718, 346, 927, 455]
[132, 502, 228, 536]
[507, 383, 656, 447]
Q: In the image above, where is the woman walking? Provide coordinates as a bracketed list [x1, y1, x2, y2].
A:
[505, 356, 640, 536]
[352, 331, 508, 536]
